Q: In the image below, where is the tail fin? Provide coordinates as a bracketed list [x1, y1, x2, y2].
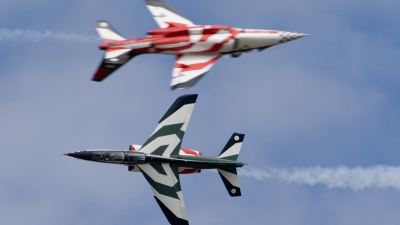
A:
[138, 94, 198, 157]
[218, 133, 245, 161]
[94, 20, 125, 42]
[218, 168, 241, 197]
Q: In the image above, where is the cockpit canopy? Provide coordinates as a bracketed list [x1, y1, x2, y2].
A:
[91, 151, 125, 163]
[127, 152, 145, 164]
[104, 152, 124, 163]
[91, 151, 145, 164]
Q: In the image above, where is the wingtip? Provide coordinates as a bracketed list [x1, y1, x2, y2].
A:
[170, 85, 187, 91]
[178, 94, 198, 104]
[145, 0, 166, 4]
[92, 75, 103, 82]
[158, 94, 198, 123]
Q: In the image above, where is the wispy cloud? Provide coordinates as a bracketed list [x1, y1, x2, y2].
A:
[239, 165, 400, 190]
[0, 28, 101, 43]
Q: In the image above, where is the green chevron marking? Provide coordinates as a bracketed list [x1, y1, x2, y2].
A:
[141, 169, 180, 199]
[141, 123, 184, 151]
[152, 145, 169, 156]
[150, 163, 167, 176]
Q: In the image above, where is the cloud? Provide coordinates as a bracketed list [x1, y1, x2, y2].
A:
[240, 165, 400, 190]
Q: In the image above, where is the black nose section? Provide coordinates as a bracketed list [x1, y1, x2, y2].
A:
[65, 151, 92, 160]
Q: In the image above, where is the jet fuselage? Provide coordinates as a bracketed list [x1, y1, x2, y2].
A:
[99, 25, 306, 56]
[92, 0, 308, 88]
[66, 149, 244, 170]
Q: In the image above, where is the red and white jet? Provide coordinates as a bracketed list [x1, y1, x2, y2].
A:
[93, 0, 308, 90]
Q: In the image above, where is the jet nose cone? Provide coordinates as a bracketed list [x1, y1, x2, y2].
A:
[279, 32, 309, 43]
[65, 151, 92, 160]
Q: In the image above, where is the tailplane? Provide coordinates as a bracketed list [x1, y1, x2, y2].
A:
[218, 168, 241, 197]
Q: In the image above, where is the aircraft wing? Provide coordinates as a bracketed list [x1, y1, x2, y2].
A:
[92, 49, 140, 82]
[145, 0, 195, 28]
[138, 163, 188, 225]
[138, 94, 197, 156]
[171, 54, 222, 90]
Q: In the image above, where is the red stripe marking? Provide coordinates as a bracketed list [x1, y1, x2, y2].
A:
[180, 148, 199, 156]
[201, 43, 224, 53]
[175, 55, 221, 72]
[165, 30, 190, 38]
[179, 168, 199, 174]
[200, 26, 230, 42]
[199, 31, 219, 42]
[166, 22, 188, 27]
[154, 36, 190, 45]
[149, 27, 189, 36]
[201, 35, 234, 53]
[175, 54, 183, 61]
[93, 67, 111, 81]
[106, 48, 126, 52]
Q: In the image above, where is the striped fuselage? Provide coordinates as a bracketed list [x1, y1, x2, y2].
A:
[100, 25, 303, 57]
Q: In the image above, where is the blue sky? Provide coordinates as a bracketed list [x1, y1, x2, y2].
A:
[1, 0, 400, 224]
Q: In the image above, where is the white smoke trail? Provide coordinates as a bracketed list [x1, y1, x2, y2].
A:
[0, 28, 101, 43]
[238, 165, 400, 190]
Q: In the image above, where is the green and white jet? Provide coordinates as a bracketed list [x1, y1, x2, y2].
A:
[64, 94, 246, 225]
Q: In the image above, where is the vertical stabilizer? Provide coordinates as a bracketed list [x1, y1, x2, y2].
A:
[94, 20, 126, 42]
[218, 133, 244, 161]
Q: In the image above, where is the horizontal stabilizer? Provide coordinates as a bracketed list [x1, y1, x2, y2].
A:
[92, 51, 140, 82]
[218, 168, 241, 197]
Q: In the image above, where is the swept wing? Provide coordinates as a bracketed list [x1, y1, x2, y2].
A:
[145, 0, 195, 28]
[138, 164, 188, 225]
[137, 94, 197, 224]
[138, 94, 197, 156]
[171, 54, 222, 90]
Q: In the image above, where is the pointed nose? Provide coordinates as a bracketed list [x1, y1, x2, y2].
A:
[279, 32, 309, 43]
[64, 151, 92, 160]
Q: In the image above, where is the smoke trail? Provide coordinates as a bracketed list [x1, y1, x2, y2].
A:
[238, 165, 400, 190]
[0, 28, 101, 43]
